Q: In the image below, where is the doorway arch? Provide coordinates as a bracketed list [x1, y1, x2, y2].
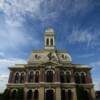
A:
[83, 90, 90, 100]
[27, 90, 33, 100]
[11, 90, 17, 100]
[61, 89, 66, 100]
[34, 90, 39, 100]
[67, 90, 72, 100]
[46, 90, 54, 100]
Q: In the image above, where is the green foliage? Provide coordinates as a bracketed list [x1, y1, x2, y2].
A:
[1, 88, 24, 100]
[76, 85, 85, 100]
[0, 94, 3, 100]
[2, 89, 10, 100]
[16, 88, 24, 100]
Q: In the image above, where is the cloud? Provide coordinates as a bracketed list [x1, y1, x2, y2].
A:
[0, 0, 97, 26]
[0, 57, 27, 73]
[0, 57, 27, 93]
[0, 51, 5, 57]
[0, 58, 26, 66]
[0, 74, 8, 82]
[91, 61, 100, 69]
[0, 73, 8, 93]
[0, 23, 40, 51]
[67, 26, 100, 47]
[76, 53, 95, 58]
[89, 61, 100, 90]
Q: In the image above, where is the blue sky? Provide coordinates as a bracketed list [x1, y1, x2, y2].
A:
[0, 0, 100, 93]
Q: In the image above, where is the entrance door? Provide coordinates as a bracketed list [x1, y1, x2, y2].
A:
[61, 90, 66, 100]
[83, 90, 90, 100]
[46, 90, 54, 100]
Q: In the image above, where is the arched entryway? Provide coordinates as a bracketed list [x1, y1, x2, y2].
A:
[27, 90, 33, 100]
[83, 90, 90, 100]
[34, 90, 39, 100]
[46, 90, 54, 100]
[11, 90, 17, 100]
[61, 89, 66, 100]
[67, 90, 72, 100]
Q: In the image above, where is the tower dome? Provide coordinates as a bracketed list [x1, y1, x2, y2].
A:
[45, 27, 55, 34]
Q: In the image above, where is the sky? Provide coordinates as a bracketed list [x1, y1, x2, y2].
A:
[0, 0, 100, 93]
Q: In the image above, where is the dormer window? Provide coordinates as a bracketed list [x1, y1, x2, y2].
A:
[35, 55, 38, 59]
[62, 54, 64, 59]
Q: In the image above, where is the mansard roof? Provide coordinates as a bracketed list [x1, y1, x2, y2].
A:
[28, 49, 72, 64]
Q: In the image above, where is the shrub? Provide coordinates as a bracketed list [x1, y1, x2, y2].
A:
[16, 88, 24, 100]
[2, 89, 10, 100]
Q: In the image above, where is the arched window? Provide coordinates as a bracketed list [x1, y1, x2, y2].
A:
[35, 71, 39, 83]
[46, 90, 54, 100]
[66, 72, 71, 83]
[14, 72, 20, 83]
[51, 38, 53, 46]
[11, 90, 17, 100]
[46, 38, 49, 46]
[67, 90, 72, 100]
[28, 71, 34, 82]
[27, 90, 33, 100]
[46, 71, 53, 82]
[81, 72, 86, 84]
[34, 90, 39, 100]
[61, 90, 66, 100]
[74, 73, 80, 84]
[60, 71, 65, 83]
[20, 73, 25, 83]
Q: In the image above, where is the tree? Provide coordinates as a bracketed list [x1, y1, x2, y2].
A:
[76, 85, 85, 100]
[2, 89, 10, 100]
[16, 88, 24, 100]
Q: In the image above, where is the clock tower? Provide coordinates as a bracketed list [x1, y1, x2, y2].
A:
[44, 27, 55, 50]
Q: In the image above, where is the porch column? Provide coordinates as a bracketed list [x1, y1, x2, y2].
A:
[39, 87, 44, 100]
[24, 88, 27, 100]
[56, 87, 61, 100]
[40, 68, 45, 82]
[54, 68, 58, 82]
[56, 68, 60, 82]
[25, 70, 29, 83]
[72, 88, 77, 100]
[90, 87, 96, 100]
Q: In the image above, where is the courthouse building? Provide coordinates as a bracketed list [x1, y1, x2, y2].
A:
[7, 28, 95, 100]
